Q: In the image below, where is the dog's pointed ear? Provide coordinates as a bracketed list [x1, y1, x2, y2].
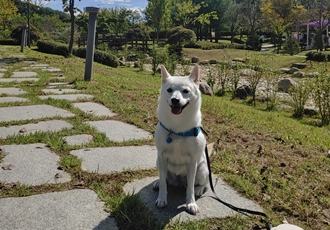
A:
[160, 65, 171, 83]
[189, 65, 200, 84]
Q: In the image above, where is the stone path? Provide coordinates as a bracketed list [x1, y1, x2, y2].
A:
[0, 50, 264, 229]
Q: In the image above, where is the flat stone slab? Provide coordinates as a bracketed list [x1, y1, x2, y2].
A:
[0, 87, 27, 95]
[86, 120, 152, 142]
[0, 143, 71, 185]
[0, 97, 28, 103]
[0, 78, 39, 82]
[38, 94, 94, 101]
[0, 120, 73, 138]
[0, 104, 74, 122]
[12, 71, 38, 77]
[64, 134, 93, 146]
[46, 82, 73, 88]
[0, 73, 4, 77]
[42, 68, 62, 72]
[0, 189, 118, 230]
[123, 176, 264, 224]
[30, 64, 50, 68]
[70, 145, 156, 173]
[42, 88, 79, 95]
[73, 102, 117, 117]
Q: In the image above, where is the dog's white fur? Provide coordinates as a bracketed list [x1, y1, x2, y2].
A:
[154, 65, 209, 215]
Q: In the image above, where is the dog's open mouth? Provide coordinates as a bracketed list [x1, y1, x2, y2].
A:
[170, 102, 189, 115]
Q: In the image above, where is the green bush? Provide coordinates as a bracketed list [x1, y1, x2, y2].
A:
[37, 40, 70, 56]
[37, 40, 119, 67]
[283, 38, 300, 55]
[305, 51, 330, 62]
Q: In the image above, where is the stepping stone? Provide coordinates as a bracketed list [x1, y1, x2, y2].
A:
[0, 97, 28, 103]
[12, 71, 38, 78]
[0, 68, 7, 72]
[73, 102, 117, 117]
[0, 87, 27, 95]
[70, 145, 156, 173]
[0, 105, 74, 122]
[38, 94, 94, 101]
[86, 120, 152, 142]
[9, 54, 26, 58]
[30, 64, 50, 68]
[0, 120, 73, 138]
[64, 134, 93, 146]
[123, 176, 264, 223]
[42, 68, 62, 72]
[0, 189, 118, 230]
[46, 82, 73, 88]
[0, 78, 39, 82]
[42, 88, 79, 95]
[0, 73, 4, 77]
[0, 143, 71, 185]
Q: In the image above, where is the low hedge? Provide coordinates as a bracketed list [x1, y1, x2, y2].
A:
[306, 51, 330, 62]
[37, 40, 119, 68]
[184, 41, 246, 50]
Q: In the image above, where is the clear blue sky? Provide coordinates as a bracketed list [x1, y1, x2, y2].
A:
[47, 0, 148, 12]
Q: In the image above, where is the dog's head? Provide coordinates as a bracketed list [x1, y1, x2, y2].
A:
[159, 65, 201, 115]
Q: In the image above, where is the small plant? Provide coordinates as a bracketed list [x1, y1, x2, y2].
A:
[289, 79, 312, 118]
[214, 60, 231, 96]
[136, 52, 148, 71]
[312, 71, 330, 125]
[245, 56, 265, 106]
[229, 61, 243, 99]
[264, 69, 280, 111]
[151, 46, 168, 75]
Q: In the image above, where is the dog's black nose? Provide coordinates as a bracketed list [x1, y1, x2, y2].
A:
[171, 98, 180, 105]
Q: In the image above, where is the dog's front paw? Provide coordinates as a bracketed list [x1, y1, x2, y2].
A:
[187, 202, 200, 215]
[155, 197, 167, 208]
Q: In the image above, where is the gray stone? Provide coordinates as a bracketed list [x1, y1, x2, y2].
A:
[9, 54, 26, 58]
[46, 82, 73, 88]
[38, 94, 94, 101]
[288, 67, 299, 74]
[0, 68, 7, 72]
[0, 73, 4, 77]
[0, 87, 27, 95]
[42, 68, 62, 72]
[0, 143, 71, 185]
[41, 88, 79, 95]
[280, 68, 290, 73]
[0, 189, 118, 230]
[199, 82, 213, 96]
[0, 120, 73, 138]
[191, 56, 199, 63]
[278, 78, 297, 93]
[0, 78, 39, 83]
[73, 102, 117, 117]
[209, 59, 218, 64]
[64, 134, 93, 146]
[12, 71, 38, 78]
[292, 71, 305, 78]
[86, 120, 152, 142]
[240, 68, 256, 76]
[70, 145, 156, 173]
[30, 64, 50, 68]
[0, 97, 28, 103]
[123, 176, 264, 223]
[0, 105, 74, 122]
[236, 85, 251, 99]
[291, 63, 306, 69]
[232, 58, 244, 63]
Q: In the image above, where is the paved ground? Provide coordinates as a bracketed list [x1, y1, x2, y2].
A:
[0, 51, 264, 229]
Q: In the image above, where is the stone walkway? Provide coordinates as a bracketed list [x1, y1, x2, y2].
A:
[0, 51, 263, 229]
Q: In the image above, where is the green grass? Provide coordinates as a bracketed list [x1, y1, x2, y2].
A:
[0, 45, 330, 229]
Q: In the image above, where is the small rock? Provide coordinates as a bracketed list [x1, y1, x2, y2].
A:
[54, 173, 63, 179]
[1, 164, 14, 170]
[19, 127, 27, 133]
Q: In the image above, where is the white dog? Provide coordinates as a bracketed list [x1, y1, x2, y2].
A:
[154, 65, 209, 215]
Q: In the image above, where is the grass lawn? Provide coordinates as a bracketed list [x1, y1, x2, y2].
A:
[0, 45, 330, 230]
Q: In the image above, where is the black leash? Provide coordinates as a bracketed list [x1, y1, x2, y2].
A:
[201, 128, 272, 229]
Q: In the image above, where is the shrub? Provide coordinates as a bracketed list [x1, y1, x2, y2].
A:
[289, 79, 312, 118]
[312, 72, 330, 125]
[305, 51, 330, 62]
[283, 38, 300, 55]
[37, 40, 70, 56]
[11, 25, 41, 45]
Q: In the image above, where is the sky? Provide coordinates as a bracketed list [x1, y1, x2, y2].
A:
[46, 0, 148, 12]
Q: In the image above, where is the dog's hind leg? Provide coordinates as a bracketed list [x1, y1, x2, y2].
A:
[194, 161, 209, 196]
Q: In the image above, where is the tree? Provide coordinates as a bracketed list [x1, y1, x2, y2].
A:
[0, 0, 19, 30]
[261, 0, 307, 53]
[167, 26, 196, 56]
[225, 0, 243, 43]
[144, 0, 168, 43]
[301, 0, 330, 51]
[241, 0, 263, 50]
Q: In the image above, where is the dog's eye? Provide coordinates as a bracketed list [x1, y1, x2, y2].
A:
[167, 88, 173, 93]
[183, 89, 189, 94]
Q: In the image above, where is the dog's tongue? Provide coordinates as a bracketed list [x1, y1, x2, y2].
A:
[171, 107, 182, 115]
